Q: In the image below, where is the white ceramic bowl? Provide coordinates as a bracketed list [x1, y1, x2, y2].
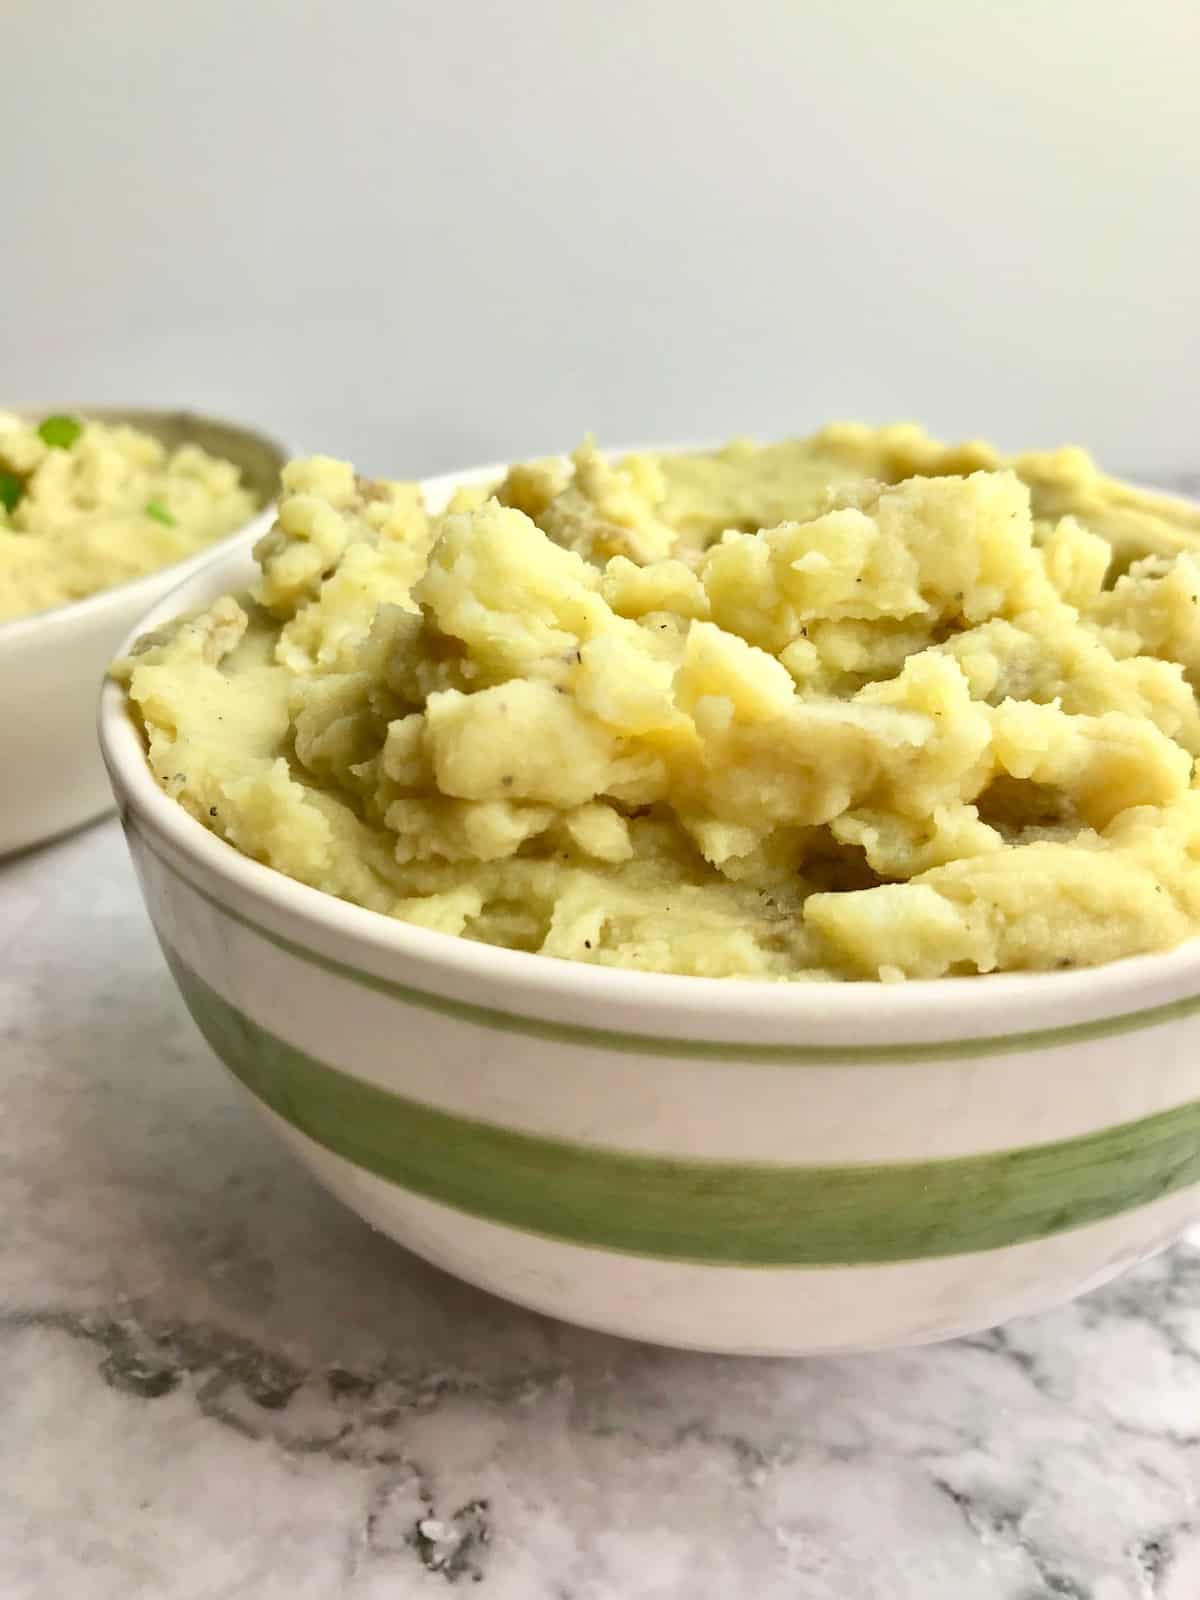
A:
[99, 465, 1200, 1356]
[0, 409, 287, 857]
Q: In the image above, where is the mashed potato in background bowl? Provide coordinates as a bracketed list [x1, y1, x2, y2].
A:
[0, 410, 262, 621]
[0, 408, 286, 856]
[99, 427, 1200, 1352]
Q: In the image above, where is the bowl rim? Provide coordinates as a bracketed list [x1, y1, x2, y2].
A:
[98, 454, 1200, 1044]
[0, 407, 290, 646]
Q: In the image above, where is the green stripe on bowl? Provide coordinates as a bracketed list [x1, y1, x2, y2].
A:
[128, 817, 1200, 1065]
[163, 941, 1200, 1266]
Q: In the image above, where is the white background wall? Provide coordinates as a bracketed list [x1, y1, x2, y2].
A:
[5, 0, 1198, 478]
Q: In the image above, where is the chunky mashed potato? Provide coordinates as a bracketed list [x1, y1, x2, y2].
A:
[0, 413, 259, 621]
[117, 424, 1200, 980]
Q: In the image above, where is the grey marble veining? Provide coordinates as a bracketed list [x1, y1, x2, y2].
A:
[2, 821, 1199, 1599]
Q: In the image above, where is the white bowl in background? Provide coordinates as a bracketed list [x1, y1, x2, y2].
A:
[0, 408, 287, 857]
[98, 462, 1200, 1356]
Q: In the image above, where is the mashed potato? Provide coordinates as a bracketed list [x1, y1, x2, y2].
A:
[0, 413, 259, 621]
[116, 423, 1200, 980]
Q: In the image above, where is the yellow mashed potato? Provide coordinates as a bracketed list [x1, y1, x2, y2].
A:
[0, 413, 259, 621]
[116, 423, 1200, 981]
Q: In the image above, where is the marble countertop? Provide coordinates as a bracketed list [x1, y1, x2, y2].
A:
[3, 818, 1200, 1599]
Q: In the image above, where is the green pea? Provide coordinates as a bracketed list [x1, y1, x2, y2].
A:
[0, 468, 23, 512]
[37, 414, 84, 449]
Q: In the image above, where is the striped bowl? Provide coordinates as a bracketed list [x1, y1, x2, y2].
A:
[98, 477, 1200, 1356]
